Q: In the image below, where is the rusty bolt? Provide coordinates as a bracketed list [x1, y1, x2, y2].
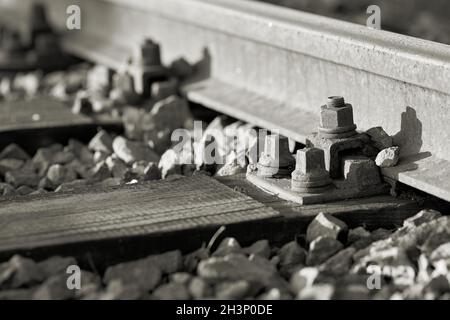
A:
[130, 38, 166, 96]
[291, 148, 331, 193]
[257, 134, 295, 178]
[318, 96, 357, 139]
[133, 39, 162, 67]
[30, 3, 52, 47]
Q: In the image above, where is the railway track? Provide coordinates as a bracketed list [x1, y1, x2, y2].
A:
[0, 0, 450, 301]
[2, 0, 450, 201]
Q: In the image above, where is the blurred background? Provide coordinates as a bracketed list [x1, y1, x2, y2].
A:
[259, 0, 450, 44]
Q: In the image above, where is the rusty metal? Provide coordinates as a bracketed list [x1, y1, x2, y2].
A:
[291, 148, 331, 193]
[256, 134, 295, 178]
[1, 0, 450, 201]
[128, 38, 167, 97]
[318, 96, 357, 139]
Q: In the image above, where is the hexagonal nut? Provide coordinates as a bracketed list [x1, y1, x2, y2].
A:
[295, 148, 326, 174]
[134, 40, 161, 66]
[320, 104, 355, 130]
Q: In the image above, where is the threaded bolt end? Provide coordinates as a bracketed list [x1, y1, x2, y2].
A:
[327, 96, 345, 108]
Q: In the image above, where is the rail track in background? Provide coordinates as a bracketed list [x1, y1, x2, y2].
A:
[0, 0, 449, 267]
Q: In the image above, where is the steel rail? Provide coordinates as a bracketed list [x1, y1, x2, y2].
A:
[1, 0, 450, 201]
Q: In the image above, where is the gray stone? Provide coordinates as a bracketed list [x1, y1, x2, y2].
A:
[90, 94, 114, 113]
[366, 127, 393, 150]
[93, 151, 109, 163]
[74, 271, 102, 299]
[112, 136, 159, 165]
[66, 139, 94, 165]
[30, 188, 48, 195]
[213, 237, 242, 257]
[197, 254, 282, 288]
[0, 288, 35, 300]
[319, 247, 356, 276]
[143, 162, 161, 180]
[289, 267, 319, 294]
[32, 147, 55, 175]
[158, 149, 182, 179]
[297, 284, 335, 300]
[71, 90, 93, 115]
[403, 209, 442, 229]
[145, 250, 183, 274]
[342, 156, 381, 188]
[55, 179, 90, 193]
[215, 160, 246, 176]
[100, 280, 143, 300]
[169, 272, 192, 285]
[0, 182, 16, 196]
[375, 146, 400, 167]
[103, 260, 162, 292]
[150, 95, 193, 132]
[5, 170, 40, 188]
[0, 143, 30, 160]
[429, 242, 450, 263]
[333, 284, 371, 300]
[52, 150, 75, 165]
[188, 276, 213, 299]
[152, 282, 190, 300]
[243, 239, 271, 259]
[184, 247, 210, 273]
[347, 227, 371, 244]
[89, 162, 111, 182]
[307, 237, 343, 266]
[65, 159, 90, 179]
[88, 130, 114, 154]
[95, 177, 122, 189]
[306, 212, 348, 244]
[352, 246, 412, 273]
[0, 158, 24, 176]
[105, 155, 129, 179]
[86, 65, 111, 96]
[37, 256, 77, 278]
[32, 273, 75, 300]
[16, 185, 34, 195]
[0, 255, 45, 289]
[109, 73, 140, 105]
[278, 241, 307, 268]
[421, 231, 450, 256]
[47, 164, 77, 186]
[215, 280, 252, 299]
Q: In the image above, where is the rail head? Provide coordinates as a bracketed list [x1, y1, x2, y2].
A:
[102, 0, 450, 96]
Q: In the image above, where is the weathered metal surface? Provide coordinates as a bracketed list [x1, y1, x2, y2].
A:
[1, 0, 450, 200]
[0, 175, 278, 255]
[0, 98, 121, 133]
[247, 171, 388, 205]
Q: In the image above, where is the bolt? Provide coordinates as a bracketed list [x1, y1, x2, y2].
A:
[318, 96, 357, 139]
[291, 148, 331, 193]
[129, 38, 166, 96]
[30, 3, 52, 47]
[257, 134, 295, 177]
[133, 39, 162, 67]
[326, 96, 345, 108]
